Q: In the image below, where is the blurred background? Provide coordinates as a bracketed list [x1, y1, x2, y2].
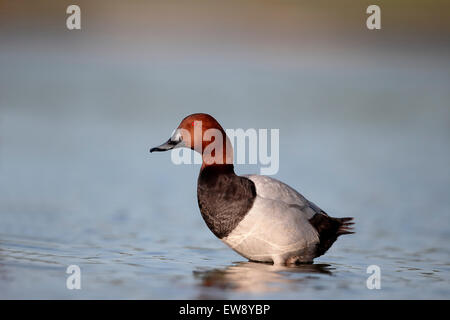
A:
[0, 0, 449, 299]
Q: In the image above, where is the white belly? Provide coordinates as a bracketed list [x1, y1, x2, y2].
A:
[222, 195, 319, 264]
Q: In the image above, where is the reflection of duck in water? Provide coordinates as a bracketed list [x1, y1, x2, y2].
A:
[193, 262, 333, 293]
[151, 113, 354, 265]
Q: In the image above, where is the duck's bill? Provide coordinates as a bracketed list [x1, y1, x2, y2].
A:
[150, 138, 183, 153]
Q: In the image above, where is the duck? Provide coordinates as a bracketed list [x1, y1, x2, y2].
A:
[150, 113, 354, 265]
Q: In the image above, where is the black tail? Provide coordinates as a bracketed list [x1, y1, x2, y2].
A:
[308, 214, 354, 257]
[336, 217, 355, 236]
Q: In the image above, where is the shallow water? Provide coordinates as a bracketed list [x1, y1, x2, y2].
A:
[1, 32, 450, 299]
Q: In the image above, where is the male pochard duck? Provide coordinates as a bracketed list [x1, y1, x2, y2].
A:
[150, 113, 353, 265]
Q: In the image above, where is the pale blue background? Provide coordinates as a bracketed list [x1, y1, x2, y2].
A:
[0, 0, 449, 299]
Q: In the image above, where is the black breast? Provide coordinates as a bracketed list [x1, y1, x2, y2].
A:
[197, 164, 257, 239]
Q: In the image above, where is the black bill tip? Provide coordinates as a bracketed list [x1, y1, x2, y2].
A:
[149, 147, 162, 153]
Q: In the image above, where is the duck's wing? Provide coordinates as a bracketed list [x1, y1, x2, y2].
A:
[243, 174, 354, 258]
[243, 174, 323, 219]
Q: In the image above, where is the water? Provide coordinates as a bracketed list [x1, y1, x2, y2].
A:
[1, 15, 450, 298]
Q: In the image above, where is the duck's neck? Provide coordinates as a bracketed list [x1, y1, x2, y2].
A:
[199, 163, 236, 176]
[200, 135, 234, 170]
